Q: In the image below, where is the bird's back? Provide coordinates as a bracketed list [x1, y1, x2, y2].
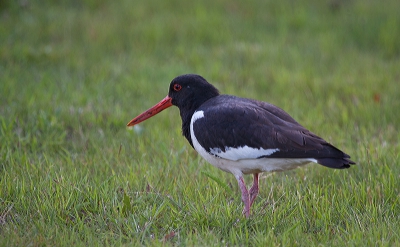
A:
[191, 95, 354, 169]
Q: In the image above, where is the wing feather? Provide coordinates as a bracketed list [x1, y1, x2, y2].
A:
[193, 96, 345, 161]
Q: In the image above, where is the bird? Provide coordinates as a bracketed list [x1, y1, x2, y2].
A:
[127, 74, 355, 217]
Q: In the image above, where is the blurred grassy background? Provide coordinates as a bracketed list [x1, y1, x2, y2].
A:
[1, 0, 399, 246]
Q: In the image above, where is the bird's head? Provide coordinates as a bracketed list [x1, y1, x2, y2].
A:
[127, 74, 219, 127]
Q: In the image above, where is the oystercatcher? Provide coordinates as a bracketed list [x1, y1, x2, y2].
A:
[127, 74, 355, 217]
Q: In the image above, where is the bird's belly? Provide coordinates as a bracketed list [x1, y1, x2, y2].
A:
[192, 136, 315, 175]
[203, 153, 314, 175]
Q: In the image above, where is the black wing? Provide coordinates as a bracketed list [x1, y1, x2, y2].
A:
[193, 95, 355, 168]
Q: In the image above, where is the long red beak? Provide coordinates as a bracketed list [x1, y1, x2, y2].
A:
[126, 96, 173, 127]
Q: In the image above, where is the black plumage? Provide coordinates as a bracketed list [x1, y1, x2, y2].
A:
[168, 75, 354, 169]
[127, 74, 355, 217]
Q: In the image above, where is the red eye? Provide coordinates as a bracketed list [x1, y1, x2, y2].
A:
[173, 83, 182, 91]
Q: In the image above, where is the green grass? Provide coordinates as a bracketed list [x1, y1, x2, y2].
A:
[1, 0, 400, 246]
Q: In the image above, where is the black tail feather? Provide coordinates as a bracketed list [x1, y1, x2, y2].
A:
[316, 157, 355, 169]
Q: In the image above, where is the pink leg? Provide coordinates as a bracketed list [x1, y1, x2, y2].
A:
[236, 176, 251, 218]
[249, 173, 259, 207]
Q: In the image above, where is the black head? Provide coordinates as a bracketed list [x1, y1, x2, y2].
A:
[168, 74, 220, 111]
[127, 74, 219, 136]
[126, 74, 220, 147]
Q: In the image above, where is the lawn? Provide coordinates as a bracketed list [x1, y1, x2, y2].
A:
[1, 0, 399, 246]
